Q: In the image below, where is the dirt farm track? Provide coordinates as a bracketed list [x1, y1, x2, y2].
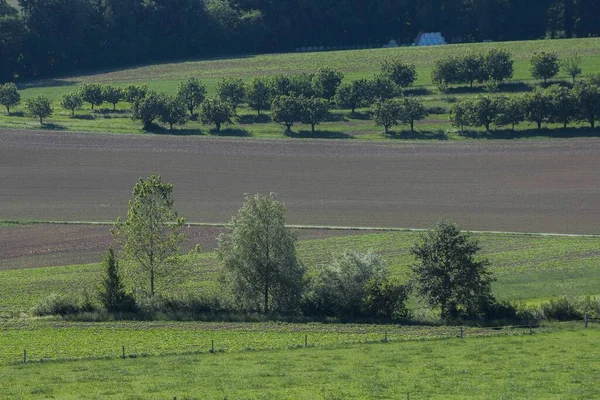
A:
[1, 130, 599, 234]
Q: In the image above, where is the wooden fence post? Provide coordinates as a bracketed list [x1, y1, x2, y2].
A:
[23, 349, 26, 363]
[460, 326, 464, 339]
[384, 331, 388, 343]
[304, 334, 308, 348]
[122, 346, 125, 359]
[584, 313, 589, 328]
[211, 340, 214, 354]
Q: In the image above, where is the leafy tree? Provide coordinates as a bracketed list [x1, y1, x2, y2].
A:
[102, 85, 124, 111]
[218, 193, 305, 314]
[380, 58, 417, 87]
[363, 279, 411, 320]
[269, 75, 294, 97]
[495, 96, 525, 131]
[216, 77, 246, 113]
[522, 89, 550, 129]
[301, 97, 330, 132]
[288, 73, 316, 97]
[131, 91, 166, 130]
[562, 55, 582, 83]
[573, 82, 600, 128]
[369, 75, 400, 100]
[399, 97, 428, 132]
[159, 95, 187, 130]
[530, 52, 560, 85]
[123, 85, 148, 104]
[431, 56, 462, 88]
[271, 94, 306, 132]
[411, 220, 495, 319]
[177, 77, 206, 116]
[79, 83, 104, 110]
[26, 95, 53, 125]
[371, 98, 402, 134]
[200, 96, 234, 131]
[112, 175, 187, 298]
[60, 92, 83, 116]
[484, 49, 514, 82]
[449, 101, 471, 133]
[334, 79, 371, 113]
[245, 76, 271, 115]
[546, 85, 577, 128]
[466, 95, 499, 132]
[0, 82, 20, 114]
[312, 67, 344, 100]
[98, 248, 134, 312]
[459, 53, 486, 88]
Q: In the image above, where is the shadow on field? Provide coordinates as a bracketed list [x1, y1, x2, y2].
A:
[460, 126, 600, 139]
[237, 114, 271, 124]
[71, 114, 96, 120]
[40, 123, 67, 130]
[94, 109, 130, 115]
[404, 87, 433, 96]
[8, 111, 25, 117]
[387, 130, 448, 140]
[445, 81, 535, 95]
[347, 111, 371, 120]
[19, 79, 77, 90]
[209, 128, 251, 137]
[286, 130, 353, 139]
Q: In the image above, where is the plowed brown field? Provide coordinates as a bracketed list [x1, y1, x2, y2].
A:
[1, 130, 599, 234]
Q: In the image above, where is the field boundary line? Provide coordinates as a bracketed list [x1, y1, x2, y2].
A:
[2, 220, 599, 237]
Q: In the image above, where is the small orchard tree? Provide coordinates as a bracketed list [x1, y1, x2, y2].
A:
[573, 81, 600, 128]
[245, 76, 271, 115]
[466, 95, 499, 132]
[0, 82, 20, 114]
[562, 55, 582, 83]
[369, 75, 400, 100]
[530, 52, 561, 85]
[449, 101, 472, 133]
[399, 97, 428, 132]
[217, 77, 246, 113]
[102, 85, 124, 111]
[159, 95, 187, 130]
[431, 56, 462, 89]
[523, 89, 551, 129]
[60, 92, 83, 116]
[546, 85, 578, 128]
[371, 98, 402, 134]
[271, 94, 306, 132]
[177, 77, 206, 116]
[218, 193, 305, 314]
[131, 91, 166, 130]
[484, 49, 514, 82]
[459, 53, 486, 88]
[312, 67, 344, 100]
[380, 58, 417, 87]
[200, 96, 234, 131]
[98, 248, 134, 312]
[112, 175, 187, 298]
[301, 97, 330, 132]
[411, 220, 495, 319]
[124, 85, 148, 104]
[496, 96, 525, 131]
[334, 79, 371, 113]
[26, 95, 53, 125]
[79, 83, 104, 110]
[270, 75, 293, 97]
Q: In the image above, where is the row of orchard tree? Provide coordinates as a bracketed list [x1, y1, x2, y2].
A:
[449, 79, 600, 132]
[91, 175, 505, 321]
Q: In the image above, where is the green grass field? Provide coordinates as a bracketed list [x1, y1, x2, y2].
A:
[0, 326, 597, 399]
[1, 37, 599, 139]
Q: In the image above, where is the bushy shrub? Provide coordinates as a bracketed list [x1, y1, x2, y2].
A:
[32, 293, 98, 316]
[540, 297, 584, 321]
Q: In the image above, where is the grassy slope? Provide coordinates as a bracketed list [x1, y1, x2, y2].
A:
[1, 231, 598, 314]
[1, 327, 598, 399]
[1, 38, 599, 138]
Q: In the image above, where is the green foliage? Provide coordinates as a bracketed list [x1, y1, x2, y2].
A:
[431, 56, 462, 88]
[216, 77, 246, 112]
[0, 82, 20, 114]
[301, 97, 330, 132]
[79, 83, 104, 110]
[60, 92, 83, 116]
[159, 95, 187, 130]
[112, 175, 187, 298]
[495, 96, 525, 130]
[334, 79, 371, 113]
[245, 76, 271, 115]
[573, 81, 600, 128]
[25, 95, 53, 125]
[522, 88, 551, 129]
[289, 74, 317, 97]
[101, 85, 124, 110]
[399, 97, 428, 132]
[363, 279, 412, 320]
[369, 75, 400, 100]
[131, 91, 166, 129]
[562, 54, 582, 82]
[449, 101, 471, 132]
[484, 48, 514, 82]
[432, 49, 513, 88]
[459, 53, 486, 87]
[271, 94, 306, 132]
[312, 67, 344, 100]
[218, 193, 305, 314]
[546, 85, 578, 128]
[380, 58, 417, 87]
[411, 220, 495, 319]
[123, 85, 148, 104]
[200, 96, 234, 131]
[31, 293, 96, 316]
[530, 52, 561, 84]
[467, 95, 500, 132]
[177, 77, 207, 116]
[98, 248, 135, 313]
[371, 98, 402, 134]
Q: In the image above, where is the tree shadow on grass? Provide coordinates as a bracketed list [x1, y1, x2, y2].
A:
[40, 123, 67, 130]
[19, 79, 77, 90]
[459, 126, 600, 139]
[71, 114, 96, 120]
[347, 111, 371, 120]
[325, 113, 347, 122]
[285, 129, 353, 139]
[237, 114, 271, 124]
[445, 81, 534, 95]
[387, 130, 448, 140]
[404, 87, 433, 96]
[209, 127, 251, 137]
[144, 124, 205, 136]
[8, 111, 25, 117]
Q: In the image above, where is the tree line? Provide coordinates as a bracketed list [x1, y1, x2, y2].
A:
[1, 0, 599, 82]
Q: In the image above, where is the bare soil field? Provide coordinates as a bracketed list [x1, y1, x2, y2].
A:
[1, 130, 599, 234]
[0, 223, 369, 270]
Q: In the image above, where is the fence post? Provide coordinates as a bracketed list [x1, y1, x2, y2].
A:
[122, 346, 125, 359]
[23, 349, 26, 364]
[211, 340, 214, 354]
[304, 334, 308, 348]
[584, 313, 589, 328]
[460, 326, 464, 339]
[384, 331, 388, 343]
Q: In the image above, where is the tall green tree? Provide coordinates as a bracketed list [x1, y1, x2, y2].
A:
[530, 52, 561, 85]
[573, 82, 600, 129]
[0, 82, 19, 114]
[546, 85, 577, 128]
[159, 95, 187, 130]
[218, 193, 305, 314]
[483, 49, 514, 82]
[334, 79, 371, 113]
[411, 220, 495, 319]
[102, 85, 124, 111]
[562, 55, 582, 83]
[79, 83, 104, 110]
[98, 248, 133, 312]
[200, 96, 234, 131]
[495, 96, 525, 131]
[371, 98, 402, 134]
[399, 97, 428, 132]
[112, 175, 187, 298]
[177, 77, 206, 116]
[380, 58, 417, 87]
[60, 92, 83, 116]
[523, 89, 551, 129]
[26, 95, 53, 125]
[301, 97, 330, 132]
[131, 91, 166, 130]
[216, 77, 246, 113]
[271, 94, 306, 132]
[245, 76, 271, 115]
[312, 67, 344, 100]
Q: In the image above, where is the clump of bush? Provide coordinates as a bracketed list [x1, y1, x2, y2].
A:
[32, 293, 97, 317]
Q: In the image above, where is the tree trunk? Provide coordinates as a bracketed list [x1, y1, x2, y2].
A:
[485, 122, 490, 132]
[311, 123, 315, 132]
[170, 122, 173, 130]
[39, 116, 43, 126]
[5, 105, 9, 114]
[537, 121, 542, 130]
[257, 108, 261, 116]
[591, 120, 596, 129]
[564, 122, 567, 129]
[216, 122, 221, 131]
[72, 109, 75, 117]
[91, 103, 94, 110]
[410, 119, 414, 133]
[113, 103, 117, 111]
[384, 125, 389, 134]
[512, 123, 515, 131]
[150, 270, 155, 297]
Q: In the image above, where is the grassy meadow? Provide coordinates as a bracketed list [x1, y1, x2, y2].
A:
[1, 37, 600, 138]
